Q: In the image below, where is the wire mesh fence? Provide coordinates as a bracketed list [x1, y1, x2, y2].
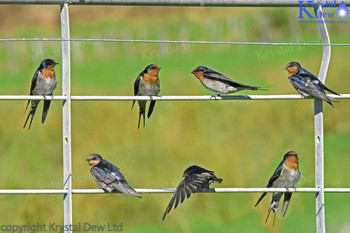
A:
[0, 1, 349, 233]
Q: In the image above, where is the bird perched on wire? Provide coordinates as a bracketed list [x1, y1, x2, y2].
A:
[87, 153, 142, 198]
[255, 151, 301, 225]
[285, 61, 340, 107]
[132, 64, 161, 128]
[191, 66, 262, 95]
[162, 165, 222, 220]
[23, 59, 58, 129]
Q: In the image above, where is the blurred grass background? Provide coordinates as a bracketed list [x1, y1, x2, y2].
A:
[0, 4, 350, 233]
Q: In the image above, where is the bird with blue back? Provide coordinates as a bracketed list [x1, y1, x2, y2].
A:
[23, 59, 58, 129]
[285, 61, 340, 107]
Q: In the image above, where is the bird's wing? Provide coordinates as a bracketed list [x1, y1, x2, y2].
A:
[297, 69, 339, 95]
[30, 69, 40, 95]
[162, 173, 209, 220]
[266, 192, 283, 225]
[298, 76, 331, 98]
[132, 74, 142, 110]
[298, 68, 319, 80]
[90, 166, 111, 188]
[111, 180, 141, 197]
[289, 75, 308, 90]
[91, 162, 123, 186]
[322, 84, 340, 95]
[104, 161, 126, 183]
[91, 161, 139, 197]
[255, 160, 284, 207]
[267, 160, 284, 187]
[203, 70, 256, 89]
[103, 162, 140, 196]
[289, 75, 325, 98]
[134, 74, 142, 96]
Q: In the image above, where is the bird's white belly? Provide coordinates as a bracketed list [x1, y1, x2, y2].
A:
[203, 79, 237, 94]
[138, 82, 160, 96]
[33, 75, 57, 95]
[273, 165, 301, 188]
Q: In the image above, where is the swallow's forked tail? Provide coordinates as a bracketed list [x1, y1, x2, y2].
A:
[23, 100, 39, 129]
[323, 94, 339, 108]
[265, 203, 278, 226]
[138, 101, 146, 129]
[265, 192, 282, 226]
[23, 114, 33, 130]
[24, 100, 30, 114]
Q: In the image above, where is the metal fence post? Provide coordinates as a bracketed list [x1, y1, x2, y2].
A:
[314, 4, 331, 233]
[60, 3, 72, 231]
[315, 99, 325, 233]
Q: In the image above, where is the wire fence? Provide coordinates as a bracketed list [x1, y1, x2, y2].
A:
[1, 188, 350, 195]
[0, 1, 350, 233]
[1, 38, 350, 46]
[0, 0, 349, 7]
[0, 94, 349, 101]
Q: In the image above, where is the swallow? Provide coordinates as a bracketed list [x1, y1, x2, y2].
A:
[87, 153, 142, 198]
[191, 66, 261, 95]
[255, 151, 301, 225]
[285, 61, 340, 107]
[162, 165, 222, 220]
[132, 64, 161, 128]
[23, 59, 58, 129]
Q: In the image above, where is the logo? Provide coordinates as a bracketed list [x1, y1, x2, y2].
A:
[298, 1, 348, 24]
[337, 1, 350, 18]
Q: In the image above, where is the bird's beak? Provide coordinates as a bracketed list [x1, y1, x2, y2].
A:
[86, 158, 90, 161]
[284, 66, 288, 69]
[190, 71, 194, 74]
[55, 63, 59, 65]
[157, 67, 161, 70]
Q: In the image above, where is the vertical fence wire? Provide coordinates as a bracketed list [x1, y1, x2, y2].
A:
[60, 3, 73, 231]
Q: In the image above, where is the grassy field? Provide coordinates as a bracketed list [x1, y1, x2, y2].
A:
[0, 5, 349, 233]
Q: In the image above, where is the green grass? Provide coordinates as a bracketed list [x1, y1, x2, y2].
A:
[0, 5, 349, 233]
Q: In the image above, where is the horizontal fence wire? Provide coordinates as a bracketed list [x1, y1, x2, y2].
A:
[2, 188, 350, 195]
[0, 0, 349, 6]
[0, 95, 349, 101]
[0, 38, 350, 46]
